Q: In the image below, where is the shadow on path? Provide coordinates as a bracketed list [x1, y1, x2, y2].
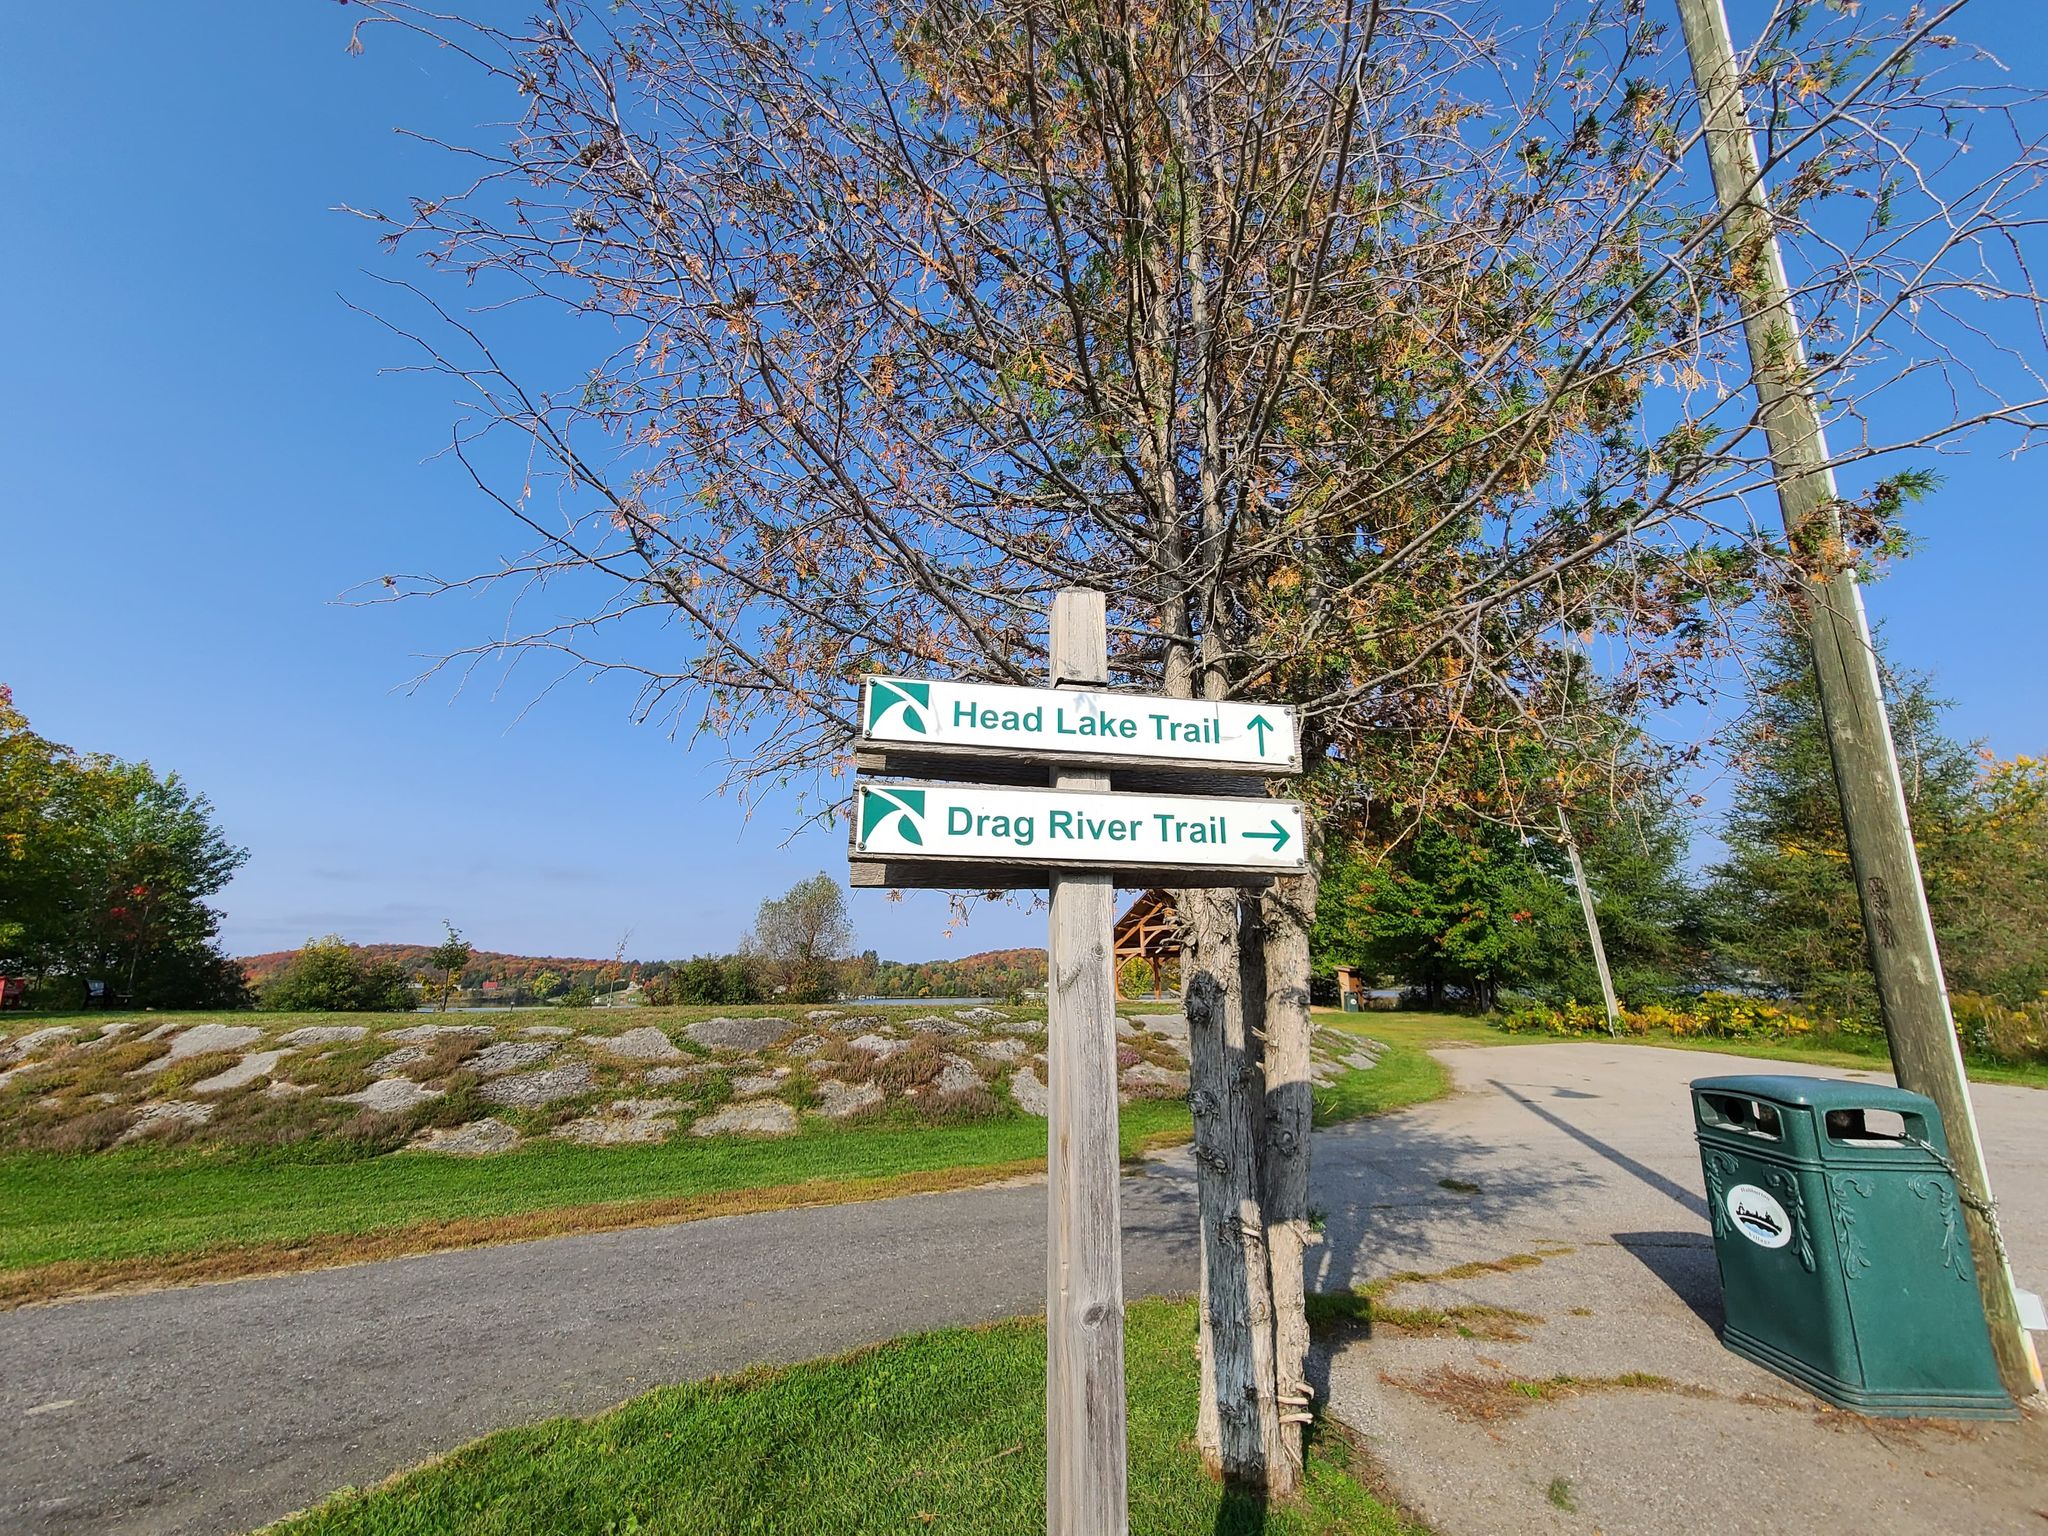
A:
[1488, 1079, 1710, 1222]
[1307, 1112, 1605, 1295]
[1614, 1230, 1724, 1331]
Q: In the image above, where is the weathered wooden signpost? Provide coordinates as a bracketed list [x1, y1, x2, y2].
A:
[850, 590, 1302, 1536]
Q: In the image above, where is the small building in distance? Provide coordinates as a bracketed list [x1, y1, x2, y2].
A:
[1113, 889, 1181, 1000]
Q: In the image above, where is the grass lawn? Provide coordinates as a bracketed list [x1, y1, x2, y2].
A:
[1315, 1007, 2048, 1090]
[1311, 1033, 1449, 1124]
[0, 1103, 1186, 1304]
[265, 1297, 1420, 1536]
[0, 1017, 1429, 1303]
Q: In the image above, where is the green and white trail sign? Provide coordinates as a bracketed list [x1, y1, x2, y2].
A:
[860, 676, 1299, 773]
[852, 782, 1306, 874]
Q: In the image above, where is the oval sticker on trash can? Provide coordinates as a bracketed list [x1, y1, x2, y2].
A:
[1726, 1184, 1792, 1249]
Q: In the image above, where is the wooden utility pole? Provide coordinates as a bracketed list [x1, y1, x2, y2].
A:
[1559, 810, 1622, 1037]
[1674, 0, 2042, 1398]
[1044, 588, 1130, 1534]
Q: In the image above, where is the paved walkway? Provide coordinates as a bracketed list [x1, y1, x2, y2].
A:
[2, 1043, 2041, 1534]
[1, 1167, 1202, 1536]
[1314, 1045, 2047, 1536]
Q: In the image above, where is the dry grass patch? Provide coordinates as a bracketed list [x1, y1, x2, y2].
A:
[1, 1036, 165, 1104]
[1380, 1365, 1690, 1423]
[22, 1105, 135, 1155]
[1375, 1250, 1553, 1289]
[1308, 1248, 1562, 1338]
[1305, 1290, 1541, 1341]
[1373, 1302, 1543, 1341]
[147, 1049, 244, 1096]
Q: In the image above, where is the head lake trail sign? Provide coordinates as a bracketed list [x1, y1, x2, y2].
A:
[853, 782, 1305, 875]
[861, 675, 1300, 774]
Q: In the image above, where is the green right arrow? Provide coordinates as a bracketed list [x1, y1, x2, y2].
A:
[1241, 818, 1290, 852]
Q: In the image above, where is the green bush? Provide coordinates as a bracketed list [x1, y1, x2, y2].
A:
[263, 937, 418, 1013]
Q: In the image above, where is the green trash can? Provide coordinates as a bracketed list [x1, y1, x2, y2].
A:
[1691, 1074, 2017, 1419]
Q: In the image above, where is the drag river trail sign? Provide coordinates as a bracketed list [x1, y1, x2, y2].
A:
[852, 783, 1304, 873]
[849, 590, 1302, 1536]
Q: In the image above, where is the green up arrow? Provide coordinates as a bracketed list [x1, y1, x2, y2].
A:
[1242, 818, 1290, 852]
[1247, 714, 1274, 756]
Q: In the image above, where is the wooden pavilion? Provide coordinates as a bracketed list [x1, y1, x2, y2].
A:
[1112, 888, 1182, 1000]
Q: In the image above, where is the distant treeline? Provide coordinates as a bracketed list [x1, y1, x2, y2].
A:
[239, 944, 625, 991]
[863, 948, 1047, 999]
[238, 943, 1048, 1001]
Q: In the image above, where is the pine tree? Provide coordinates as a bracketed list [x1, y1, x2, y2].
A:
[1568, 790, 1705, 1005]
[1708, 625, 1976, 1017]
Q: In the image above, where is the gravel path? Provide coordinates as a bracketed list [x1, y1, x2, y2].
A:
[2, 1042, 2040, 1535]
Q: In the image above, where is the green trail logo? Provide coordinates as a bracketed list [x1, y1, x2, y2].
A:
[859, 786, 926, 846]
[866, 679, 931, 735]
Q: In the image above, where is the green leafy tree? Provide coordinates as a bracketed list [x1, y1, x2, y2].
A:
[667, 956, 724, 1005]
[1561, 792, 1705, 1005]
[1708, 626, 1977, 1017]
[530, 968, 564, 1004]
[1940, 755, 2048, 1003]
[71, 761, 250, 1006]
[1315, 825, 1574, 1012]
[0, 687, 88, 978]
[264, 937, 417, 1013]
[426, 921, 472, 1011]
[1, 692, 249, 1007]
[1315, 724, 1702, 1011]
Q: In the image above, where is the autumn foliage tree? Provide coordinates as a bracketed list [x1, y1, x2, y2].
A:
[0, 688, 250, 1008]
[747, 874, 857, 1003]
[347, 0, 2048, 1490]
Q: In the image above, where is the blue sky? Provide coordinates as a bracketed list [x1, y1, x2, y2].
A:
[2, 4, 2043, 962]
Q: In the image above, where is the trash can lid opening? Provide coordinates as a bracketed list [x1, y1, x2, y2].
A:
[1691, 1073, 1933, 1115]
[1822, 1106, 1914, 1147]
[1697, 1091, 1783, 1140]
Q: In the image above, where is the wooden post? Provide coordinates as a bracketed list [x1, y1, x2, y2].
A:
[1045, 588, 1130, 1534]
[1675, 0, 2041, 1398]
[1559, 810, 1622, 1037]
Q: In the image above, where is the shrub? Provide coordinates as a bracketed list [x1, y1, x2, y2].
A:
[1952, 992, 2048, 1067]
[662, 954, 763, 1005]
[263, 937, 418, 1012]
[1495, 988, 2042, 1069]
[1497, 999, 1612, 1037]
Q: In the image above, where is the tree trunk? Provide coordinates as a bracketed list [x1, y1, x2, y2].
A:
[1182, 887, 1281, 1484]
[1259, 855, 1320, 1490]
